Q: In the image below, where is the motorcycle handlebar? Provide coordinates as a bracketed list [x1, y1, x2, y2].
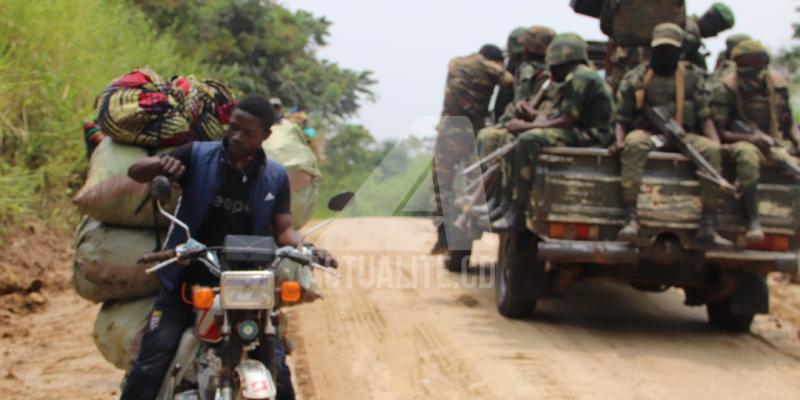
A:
[138, 249, 176, 264]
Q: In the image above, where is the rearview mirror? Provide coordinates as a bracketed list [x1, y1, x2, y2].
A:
[327, 191, 354, 212]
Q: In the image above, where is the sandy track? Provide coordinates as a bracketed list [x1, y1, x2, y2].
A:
[2, 217, 800, 399]
[289, 217, 800, 400]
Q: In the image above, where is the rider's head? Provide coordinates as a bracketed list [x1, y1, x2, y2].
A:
[226, 95, 274, 160]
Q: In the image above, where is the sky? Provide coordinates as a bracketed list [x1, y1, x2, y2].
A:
[287, 0, 799, 140]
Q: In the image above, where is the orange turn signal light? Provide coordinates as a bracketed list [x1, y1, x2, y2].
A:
[192, 286, 215, 310]
[280, 281, 302, 303]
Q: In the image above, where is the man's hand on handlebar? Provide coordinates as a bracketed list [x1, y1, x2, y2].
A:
[311, 246, 339, 269]
[160, 155, 186, 181]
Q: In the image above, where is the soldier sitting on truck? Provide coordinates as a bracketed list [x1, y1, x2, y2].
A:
[712, 33, 752, 79]
[475, 26, 556, 216]
[614, 23, 733, 249]
[493, 27, 527, 123]
[682, 2, 736, 70]
[492, 33, 615, 231]
[709, 40, 800, 243]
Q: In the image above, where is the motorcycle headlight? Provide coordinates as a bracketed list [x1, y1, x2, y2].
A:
[220, 271, 275, 310]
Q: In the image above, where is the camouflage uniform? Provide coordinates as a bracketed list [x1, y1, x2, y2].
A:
[494, 27, 527, 122]
[511, 65, 615, 201]
[682, 16, 707, 70]
[433, 53, 513, 223]
[709, 65, 795, 190]
[618, 62, 723, 205]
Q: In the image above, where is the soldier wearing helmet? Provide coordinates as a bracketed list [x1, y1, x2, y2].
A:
[709, 40, 800, 243]
[492, 34, 615, 231]
[494, 27, 529, 122]
[712, 33, 752, 79]
[474, 26, 556, 217]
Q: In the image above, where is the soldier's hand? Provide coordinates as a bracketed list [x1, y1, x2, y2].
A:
[753, 132, 774, 153]
[506, 118, 530, 135]
[514, 101, 535, 119]
[160, 155, 186, 181]
[608, 140, 625, 155]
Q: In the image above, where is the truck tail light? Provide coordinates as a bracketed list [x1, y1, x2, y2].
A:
[549, 223, 600, 241]
[746, 234, 790, 252]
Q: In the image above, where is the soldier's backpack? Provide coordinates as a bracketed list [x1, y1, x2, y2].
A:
[600, 0, 686, 47]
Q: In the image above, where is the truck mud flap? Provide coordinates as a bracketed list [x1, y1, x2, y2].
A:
[730, 273, 769, 315]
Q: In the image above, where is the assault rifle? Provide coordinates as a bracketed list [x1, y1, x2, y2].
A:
[646, 106, 738, 195]
[730, 119, 800, 179]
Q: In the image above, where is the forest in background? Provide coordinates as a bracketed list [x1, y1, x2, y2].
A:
[5, 1, 800, 236]
[0, 0, 434, 236]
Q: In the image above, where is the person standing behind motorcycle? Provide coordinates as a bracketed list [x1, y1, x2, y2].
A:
[121, 95, 338, 400]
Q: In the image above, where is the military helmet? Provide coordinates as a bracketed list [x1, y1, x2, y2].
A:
[518, 26, 556, 56]
[507, 27, 528, 57]
[725, 33, 752, 52]
[731, 39, 770, 60]
[710, 3, 736, 30]
[545, 33, 588, 67]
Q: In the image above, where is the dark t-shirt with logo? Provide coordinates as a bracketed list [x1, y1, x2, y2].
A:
[169, 141, 291, 285]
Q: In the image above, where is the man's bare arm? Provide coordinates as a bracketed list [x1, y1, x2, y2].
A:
[128, 156, 185, 183]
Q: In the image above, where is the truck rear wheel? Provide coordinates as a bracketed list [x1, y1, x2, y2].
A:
[706, 298, 755, 332]
[495, 231, 541, 319]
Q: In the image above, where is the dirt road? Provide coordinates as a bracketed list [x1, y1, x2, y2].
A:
[2, 217, 800, 399]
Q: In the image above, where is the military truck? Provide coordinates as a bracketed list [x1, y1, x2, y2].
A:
[458, 148, 799, 332]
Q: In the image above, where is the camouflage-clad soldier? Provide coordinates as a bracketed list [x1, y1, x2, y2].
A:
[492, 34, 615, 231]
[494, 27, 528, 122]
[477, 26, 556, 159]
[713, 33, 752, 79]
[615, 23, 732, 248]
[682, 3, 736, 70]
[475, 27, 555, 214]
[431, 44, 513, 254]
[709, 40, 800, 242]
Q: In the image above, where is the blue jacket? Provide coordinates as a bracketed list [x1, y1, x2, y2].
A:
[159, 141, 288, 292]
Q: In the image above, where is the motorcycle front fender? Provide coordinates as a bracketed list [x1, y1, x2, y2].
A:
[235, 359, 276, 399]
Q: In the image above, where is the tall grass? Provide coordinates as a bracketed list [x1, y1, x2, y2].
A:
[0, 0, 211, 232]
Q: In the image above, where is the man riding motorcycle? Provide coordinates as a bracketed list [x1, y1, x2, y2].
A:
[121, 95, 338, 400]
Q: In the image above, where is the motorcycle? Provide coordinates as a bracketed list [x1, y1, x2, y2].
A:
[141, 176, 352, 400]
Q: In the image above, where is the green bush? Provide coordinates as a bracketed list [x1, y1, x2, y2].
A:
[0, 0, 210, 229]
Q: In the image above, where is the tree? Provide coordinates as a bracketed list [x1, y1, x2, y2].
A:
[131, 0, 375, 120]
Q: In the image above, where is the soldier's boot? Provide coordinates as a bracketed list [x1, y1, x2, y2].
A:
[430, 223, 449, 255]
[491, 200, 526, 232]
[617, 204, 640, 244]
[743, 187, 765, 243]
[694, 210, 734, 250]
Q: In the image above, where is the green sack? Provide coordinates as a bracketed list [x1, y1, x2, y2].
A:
[73, 137, 180, 228]
[263, 120, 321, 229]
[93, 296, 156, 370]
[601, 0, 686, 47]
[72, 217, 161, 303]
